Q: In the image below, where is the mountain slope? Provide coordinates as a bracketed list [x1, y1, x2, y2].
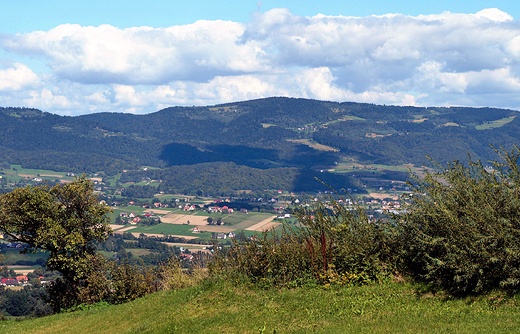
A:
[1, 97, 518, 174]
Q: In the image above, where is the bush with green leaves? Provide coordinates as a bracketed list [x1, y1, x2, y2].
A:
[210, 228, 313, 287]
[292, 194, 395, 284]
[210, 193, 395, 287]
[396, 146, 520, 294]
[108, 260, 157, 304]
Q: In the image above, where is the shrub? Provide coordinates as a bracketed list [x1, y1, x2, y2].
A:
[158, 257, 208, 290]
[210, 192, 395, 287]
[46, 254, 110, 312]
[293, 193, 396, 283]
[396, 146, 520, 294]
[108, 260, 157, 304]
[210, 228, 315, 287]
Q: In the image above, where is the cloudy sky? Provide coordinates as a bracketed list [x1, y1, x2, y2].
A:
[1, 0, 520, 115]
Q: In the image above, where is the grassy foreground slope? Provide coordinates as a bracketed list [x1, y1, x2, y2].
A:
[2, 280, 520, 334]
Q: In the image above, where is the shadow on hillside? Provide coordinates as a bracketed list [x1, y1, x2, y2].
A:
[290, 169, 367, 194]
[159, 143, 279, 168]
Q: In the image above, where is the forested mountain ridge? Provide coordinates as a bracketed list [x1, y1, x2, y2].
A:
[0, 98, 519, 177]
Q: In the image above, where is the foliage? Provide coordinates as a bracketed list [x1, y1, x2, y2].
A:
[396, 146, 520, 294]
[0, 177, 112, 280]
[0, 286, 51, 318]
[1, 98, 520, 177]
[0, 177, 112, 312]
[158, 257, 208, 291]
[45, 254, 110, 312]
[107, 260, 157, 304]
[120, 162, 361, 196]
[292, 193, 395, 283]
[210, 192, 394, 288]
[210, 228, 316, 287]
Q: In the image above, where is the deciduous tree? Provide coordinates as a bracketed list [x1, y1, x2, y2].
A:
[0, 177, 112, 310]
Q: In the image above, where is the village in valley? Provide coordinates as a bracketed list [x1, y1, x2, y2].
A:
[0, 160, 410, 281]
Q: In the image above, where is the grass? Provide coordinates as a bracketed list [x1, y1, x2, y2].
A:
[340, 115, 365, 121]
[261, 123, 276, 128]
[8, 165, 66, 178]
[124, 248, 152, 256]
[127, 221, 273, 239]
[475, 116, 516, 130]
[2, 280, 519, 333]
[1, 249, 46, 265]
[130, 223, 204, 236]
[331, 163, 411, 174]
[219, 212, 273, 227]
[286, 139, 339, 152]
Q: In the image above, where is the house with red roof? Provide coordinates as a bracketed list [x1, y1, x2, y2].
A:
[16, 275, 28, 282]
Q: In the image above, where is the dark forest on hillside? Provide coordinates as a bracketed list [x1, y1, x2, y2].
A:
[0, 98, 518, 192]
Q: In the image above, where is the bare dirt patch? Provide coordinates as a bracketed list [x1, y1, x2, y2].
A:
[41, 174, 63, 177]
[161, 214, 208, 225]
[90, 177, 103, 182]
[114, 226, 137, 233]
[369, 193, 399, 200]
[109, 224, 125, 231]
[6, 266, 35, 275]
[18, 174, 35, 178]
[245, 216, 277, 231]
[198, 226, 235, 233]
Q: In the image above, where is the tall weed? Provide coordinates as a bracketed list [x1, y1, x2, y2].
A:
[210, 191, 395, 287]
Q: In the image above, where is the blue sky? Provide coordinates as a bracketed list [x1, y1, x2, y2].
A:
[2, 1, 518, 32]
[1, 1, 520, 115]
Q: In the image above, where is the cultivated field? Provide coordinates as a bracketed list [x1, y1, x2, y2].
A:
[369, 192, 399, 200]
[197, 226, 235, 233]
[245, 216, 279, 231]
[6, 265, 39, 275]
[124, 230, 200, 240]
[110, 212, 280, 241]
[114, 226, 139, 233]
[161, 213, 208, 225]
[143, 209, 172, 215]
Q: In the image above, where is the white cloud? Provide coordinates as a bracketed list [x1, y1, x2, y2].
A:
[24, 88, 73, 110]
[1, 8, 520, 114]
[3, 21, 268, 85]
[0, 62, 40, 91]
[415, 61, 468, 93]
[473, 8, 513, 22]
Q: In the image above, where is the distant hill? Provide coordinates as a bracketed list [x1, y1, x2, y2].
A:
[0, 98, 518, 192]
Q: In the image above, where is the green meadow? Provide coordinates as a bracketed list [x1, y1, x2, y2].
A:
[1, 280, 519, 333]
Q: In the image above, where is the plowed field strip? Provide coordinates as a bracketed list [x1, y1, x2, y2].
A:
[245, 216, 277, 231]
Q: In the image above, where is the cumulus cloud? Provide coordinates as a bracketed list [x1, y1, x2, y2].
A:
[1, 8, 520, 114]
[0, 62, 40, 91]
[24, 88, 73, 110]
[3, 21, 268, 85]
